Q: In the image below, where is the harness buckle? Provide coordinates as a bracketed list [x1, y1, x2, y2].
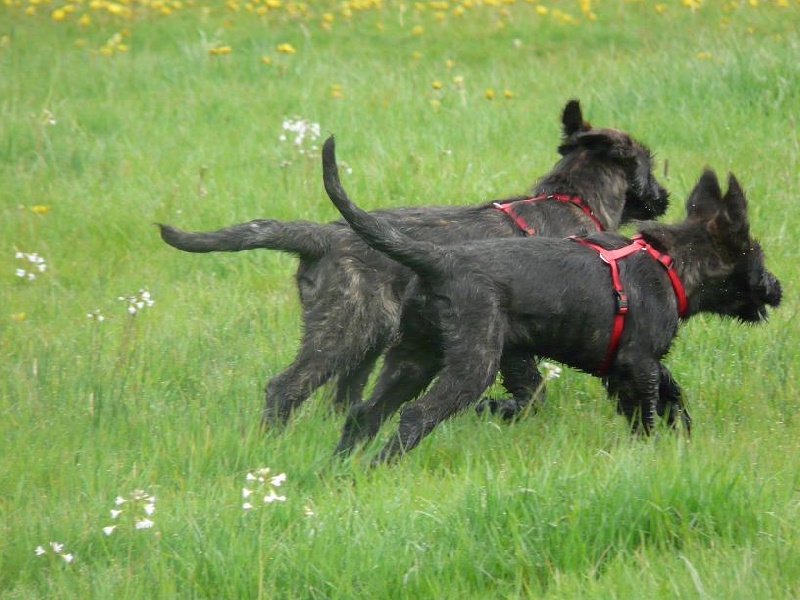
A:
[615, 290, 629, 314]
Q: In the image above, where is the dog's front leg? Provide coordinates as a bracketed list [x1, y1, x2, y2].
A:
[606, 361, 660, 434]
[475, 351, 544, 421]
[657, 365, 692, 435]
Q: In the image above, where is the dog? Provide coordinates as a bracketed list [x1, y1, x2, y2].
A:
[159, 100, 669, 426]
[322, 135, 783, 463]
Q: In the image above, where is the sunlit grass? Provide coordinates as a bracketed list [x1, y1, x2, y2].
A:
[1, 0, 799, 597]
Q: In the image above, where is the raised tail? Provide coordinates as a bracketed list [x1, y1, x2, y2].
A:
[158, 218, 334, 260]
[321, 136, 448, 279]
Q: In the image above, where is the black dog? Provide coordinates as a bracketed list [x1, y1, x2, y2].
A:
[322, 136, 782, 463]
[159, 100, 668, 426]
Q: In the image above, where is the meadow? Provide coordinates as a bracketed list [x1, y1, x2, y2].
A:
[1, 0, 798, 597]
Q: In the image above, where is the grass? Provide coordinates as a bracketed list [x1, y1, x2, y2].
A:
[1, 0, 799, 597]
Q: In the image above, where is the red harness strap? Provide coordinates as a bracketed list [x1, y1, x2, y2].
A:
[493, 194, 604, 235]
[571, 234, 688, 376]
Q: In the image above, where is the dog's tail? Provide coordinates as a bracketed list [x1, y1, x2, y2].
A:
[157, 218, 334, 260]
[322, 136, 449, 279]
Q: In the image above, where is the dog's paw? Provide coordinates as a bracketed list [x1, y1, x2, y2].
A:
[475, 397, 525, 421]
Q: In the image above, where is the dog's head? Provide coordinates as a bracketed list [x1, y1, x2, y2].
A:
[680, 169, 782, 323]
[557, 100, 669, 224]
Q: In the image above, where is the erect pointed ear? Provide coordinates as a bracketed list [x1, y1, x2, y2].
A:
[716, 172, 751, 247]
[723, 173, 750, 231]
[561, 99, 591, 139]
[685, 168, 723, 222]
[573, 128, 636, 160]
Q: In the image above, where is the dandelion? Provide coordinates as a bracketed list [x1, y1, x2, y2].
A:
[30, 204, 51, 214]
[431, 80, 442, 90]
[277, 42, 296, 54]
[503, 89, 515, 99]
[209, 45, 232, 56]
[485, 88, 496, 100]
[118, 289, 154, 316]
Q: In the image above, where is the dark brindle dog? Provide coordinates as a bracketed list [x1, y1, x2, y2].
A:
[159, 100, 668, 426]
[322, 136, 782, 464]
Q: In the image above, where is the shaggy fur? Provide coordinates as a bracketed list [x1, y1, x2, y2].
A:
[159, 100, 669, 426]
[322, 136, 782, 464]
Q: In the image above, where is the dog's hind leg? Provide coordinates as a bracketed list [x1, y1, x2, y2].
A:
[262, 351, 335, 427]
[374, 358, 500, 464]
[334, 342, 440, 457]
[373, 314, 504, 463]
[332, 347, 383, 410]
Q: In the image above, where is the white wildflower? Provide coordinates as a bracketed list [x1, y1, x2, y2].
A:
[102, 526, 117, 536]
[135, 519, 154, 530]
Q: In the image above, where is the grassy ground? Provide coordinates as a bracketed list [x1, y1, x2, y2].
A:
[1, 0, 798, 597]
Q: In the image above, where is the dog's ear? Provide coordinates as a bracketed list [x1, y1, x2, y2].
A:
[717, 173, 751, 248]
[723, 173, 750, 231]
[573, 128, 637, 160]
[699, 171, 751, 251]
[561, 99, 591, 139]
[686, 168, 723, 222]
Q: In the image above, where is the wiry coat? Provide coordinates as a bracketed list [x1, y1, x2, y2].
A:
[159, 100, 669, 426]
[322, 136, 783, 464]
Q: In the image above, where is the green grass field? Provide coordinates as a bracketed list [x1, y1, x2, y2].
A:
[1, 0, 798, 597]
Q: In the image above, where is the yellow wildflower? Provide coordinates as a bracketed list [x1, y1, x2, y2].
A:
[431, 80, 442, 90]
[485, 88, 496, 100]
[277, 42, 296, 54]
[31, 205, 51, 214]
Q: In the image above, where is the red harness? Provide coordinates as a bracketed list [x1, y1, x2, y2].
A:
[493, 194, 604, 235]
[571, 234, 688, 376]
